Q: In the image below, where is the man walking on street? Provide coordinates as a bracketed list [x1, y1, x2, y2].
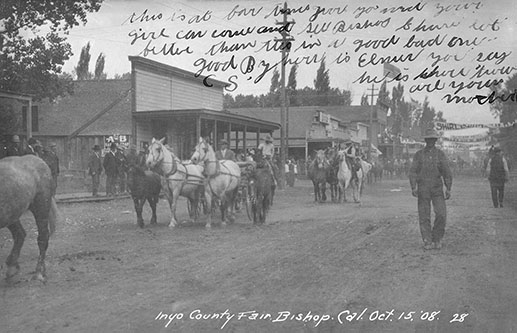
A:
[409, 128, 452, 251]
[486, 146, 509, 208]
[88, 145, 103, 196]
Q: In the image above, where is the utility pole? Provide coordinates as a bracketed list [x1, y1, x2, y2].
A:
[276, 2, 294, 189]
[367, 83, 378, 160]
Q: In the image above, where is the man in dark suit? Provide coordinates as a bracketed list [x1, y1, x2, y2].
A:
[215, 139, 236, 161]
[88, 145, 103, 196]
[103, 142, 119, 196]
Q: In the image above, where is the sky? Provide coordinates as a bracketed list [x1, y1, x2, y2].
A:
[60, 0, 517, 130]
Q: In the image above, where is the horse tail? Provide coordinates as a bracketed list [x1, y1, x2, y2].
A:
[48, 197, 58, 236]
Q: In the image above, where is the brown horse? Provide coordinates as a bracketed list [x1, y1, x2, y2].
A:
[0, 155, 57, 282]
[308, 150, 329, 202]
[250, 150, 274, 224]
[126, 165, 161, 228]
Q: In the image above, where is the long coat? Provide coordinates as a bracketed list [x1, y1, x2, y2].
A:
[103, 150, 118, 177]
[88, 152, 103, 175]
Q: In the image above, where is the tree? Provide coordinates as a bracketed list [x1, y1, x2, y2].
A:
[114, 72, 131, 80]
[489, 73, 517, 159]
[75, 42, 92, 80]
[287, 64, 298, 106]
[268, 69, 280, 107]
[361, 94, 369, 106]
[94, 53, 106, 80]
[314, 60, 330, 105]
[419, 97, 436, 134]
[0, 0, 103, 100]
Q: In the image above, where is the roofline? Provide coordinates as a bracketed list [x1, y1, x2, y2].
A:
[133, 109, 280, 131]
[0, 90, 34, 101]
[128, 56, 229, 87]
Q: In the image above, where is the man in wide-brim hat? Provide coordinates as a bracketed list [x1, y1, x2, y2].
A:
[409, 127, 452, 251]
[257, 134, 277, 185]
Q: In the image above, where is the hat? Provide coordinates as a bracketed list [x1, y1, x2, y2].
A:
[93, 145, 101, 151]
[263, 134, 273, 142]
[423, 128, 440, 139]
[28, 137, 37, 145]
[12, 135, 20, 143]
[219, 139, 228, 145]
[110, 142, 118, 149]
[49, 142, 57, 147]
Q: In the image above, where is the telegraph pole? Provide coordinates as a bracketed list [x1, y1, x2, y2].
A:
[367, 83, 378, 160]
[276, 2, 294, 189]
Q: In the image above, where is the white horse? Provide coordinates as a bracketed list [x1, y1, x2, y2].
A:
[145, 138, 205, 228]
[337, 151, 372, 203]
[337, 149, 352, 203]
[352, 159, 372, 203]
[190, 137, 241, 227]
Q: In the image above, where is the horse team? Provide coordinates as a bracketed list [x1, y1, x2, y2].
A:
[308, 146, 372, 204]
[144, 137, 274, 229]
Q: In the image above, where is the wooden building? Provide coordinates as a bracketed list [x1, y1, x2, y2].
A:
[129, 56, 279, 160]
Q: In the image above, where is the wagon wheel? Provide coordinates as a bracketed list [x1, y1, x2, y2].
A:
[244, 184, 254, 221]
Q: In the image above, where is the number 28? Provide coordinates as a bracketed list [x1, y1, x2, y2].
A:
[450, 313, 469, 323]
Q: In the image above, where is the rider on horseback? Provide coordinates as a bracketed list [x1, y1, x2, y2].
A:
[257, 134, 278, 186]
[345, 142, 361, 182]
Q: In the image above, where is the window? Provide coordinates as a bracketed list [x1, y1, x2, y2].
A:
[22, 105, 39, 132]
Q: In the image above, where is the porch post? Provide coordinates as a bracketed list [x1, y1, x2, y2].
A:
[196, 116, 201, 140]
[214, 120, 218, 150]
[243, 125, 247, 152]
[228, 122, 232, 148]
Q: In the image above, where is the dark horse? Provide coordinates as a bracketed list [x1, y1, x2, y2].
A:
[0, 155, 57, 282]
[251, 150, 274, 224]
[325, 147, 340, 202]
[126, 164, 162, 228]
[308, 150, 329, 202]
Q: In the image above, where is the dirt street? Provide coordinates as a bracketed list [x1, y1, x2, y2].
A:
[0, 173, 516, 333]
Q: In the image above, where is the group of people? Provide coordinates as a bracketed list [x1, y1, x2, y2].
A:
[0, 135, 60, 196]
[87, 142, 147, 197]
[409, 128, 511, 251]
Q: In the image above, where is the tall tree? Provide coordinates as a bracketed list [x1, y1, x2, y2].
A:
[419, 97, 436, 134]
[287, 64, 298, 106]
[0, 0, 103, 100]
[76, 42, 92, 80]
[94, 52, 106, 80]
[268, 69, 280, 107]
[314, 60, 330, 105]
